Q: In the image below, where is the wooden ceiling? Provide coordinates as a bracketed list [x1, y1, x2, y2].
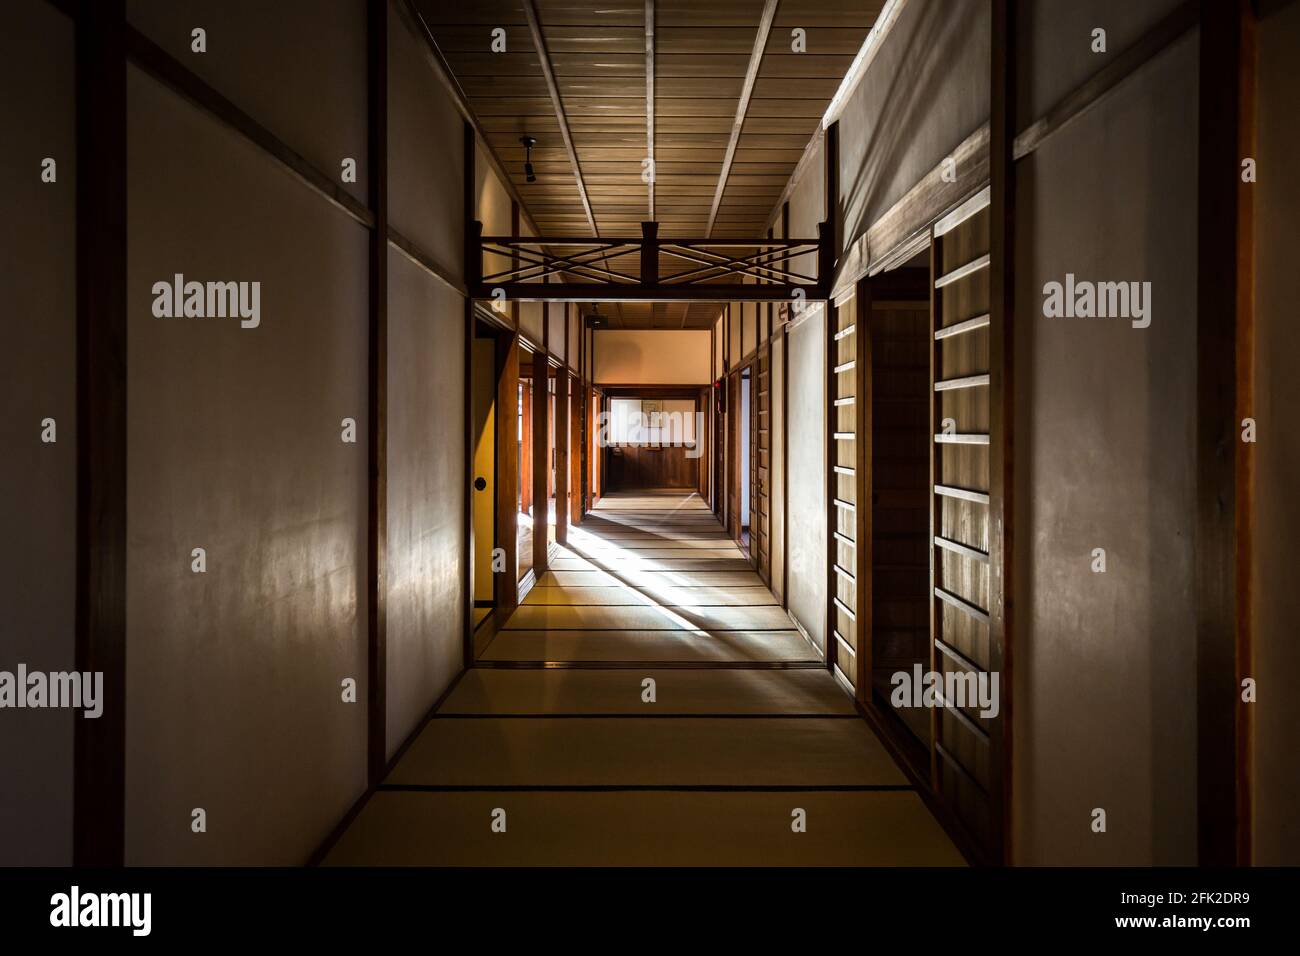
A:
[416, 0, 881, 327]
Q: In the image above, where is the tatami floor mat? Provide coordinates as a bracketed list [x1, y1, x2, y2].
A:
[386, 717, 907, 787]
[535, 569, 765, 588]
[320, 491, 963, 866]
[522, 585, 778, 607]
[438, 668, 857, 715]
[322, 790, 964, 866]
[547, 556, 759, 572]
[480, 629, 818, 662]
[502, 603, 796, 631]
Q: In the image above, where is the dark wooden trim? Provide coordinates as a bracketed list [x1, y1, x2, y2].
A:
[73, 0, 127, 868]
[1197, 0, 1252, 868]
[123, 23, 373, 231]
[987, 0, 1016, 866]
[387, 227, 465, 296]
[1235, 0, 1256, 867]
[472, 282, 827, 303]
[462, 123, 476, 670]
[597, 385, 710, 397]
[365, 0, 389, 787]
[1013, 1, 1197, 162]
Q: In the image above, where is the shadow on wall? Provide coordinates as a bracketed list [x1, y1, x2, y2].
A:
[840, 0, 984, 247]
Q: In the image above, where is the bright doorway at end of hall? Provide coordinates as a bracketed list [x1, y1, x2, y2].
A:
[602, 390, 703, 494]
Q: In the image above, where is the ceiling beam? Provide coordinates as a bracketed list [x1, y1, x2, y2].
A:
[523, 0, 598, 236]
[705, 0, 779, 237]
[645, 0, 656, 221]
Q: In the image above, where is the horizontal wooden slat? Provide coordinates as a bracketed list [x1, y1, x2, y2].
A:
[934, 535, 990, 564]
[934, 312, 990, 340]
[934, 373, 990, 392]
[934, 586, 990, 624]
[933, 253, 991, 289]
[934, 484, 990, 504]
[935, 637, 984, 675]
[934, 433, 990, 445]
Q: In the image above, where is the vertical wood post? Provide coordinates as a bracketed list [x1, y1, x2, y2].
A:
[532, 347, 549, 576]
[74, 0, 128, 867]
[495, 335, 520, 611]
[365, 0, 389, 786]
[1197, 0, 1254, 867]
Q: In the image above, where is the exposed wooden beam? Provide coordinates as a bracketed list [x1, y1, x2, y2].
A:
[123, 22, 372, 230]
[645, 0, 656, 222]
[1196, 0, 1254, 868]
[1012, 0, 1196, 161]
[74, 0, 127, 868]
[706, 0, 779, 237]
[523, 0, 598, 236]
[366, 0, 389, 787]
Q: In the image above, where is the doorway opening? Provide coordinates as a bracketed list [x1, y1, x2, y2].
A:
[517, 364, 534, 583]
[470, 320, 499, 632]
[863, 265, 932, 754]
[739, 367, 752, 554]
[601, 390, 700, 493]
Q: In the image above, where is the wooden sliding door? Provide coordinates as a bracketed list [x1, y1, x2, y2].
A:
[930, 201, 999, 860]
[828, 295, 860, 695]
[753, 347, 772, 583]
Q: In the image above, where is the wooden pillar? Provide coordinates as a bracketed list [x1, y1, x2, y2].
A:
[988, 0, 1017, 865]
[1196, 0, 1255, 867]
[570, 337, 584, 526]
[74, 0, 128, 867]
[462, 123, 475, 667]
[495, 335, 520, 611]
[555, 371, 569, 545]
[364, 0, 389, 785]
[532, 347, 549, 576]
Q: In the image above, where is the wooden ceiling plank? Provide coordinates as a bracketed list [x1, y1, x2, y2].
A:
[706, 0, 777, 237]
[522, 0, 599, 236]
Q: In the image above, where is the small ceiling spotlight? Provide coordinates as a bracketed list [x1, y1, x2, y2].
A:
[520, 136, 537, 183]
